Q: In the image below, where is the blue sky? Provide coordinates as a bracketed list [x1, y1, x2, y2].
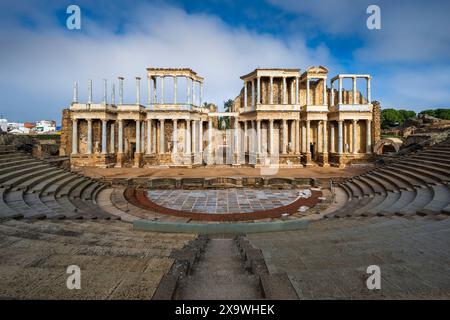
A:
[0, 0, 449, 123]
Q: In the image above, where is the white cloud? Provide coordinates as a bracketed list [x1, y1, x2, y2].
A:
[0, 2, 333, 122]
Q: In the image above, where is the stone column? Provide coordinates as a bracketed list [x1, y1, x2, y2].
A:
[367, 77, 371, 103]
[147, 76, 151, 106]
[173, 76, 178, 104]
[366, 119, 372, 153]
[290, 80, 294, 103]
[192, 81, 196, 106]
[301, 121, 306, 153]
[338, 77, 343, 104]
[338, 120, 343, 154]
[185, 78, 190, 104]
[73, 81, 78, 103]
[352, 77, 357, 104]
[185, 120, 191, 155]
[305, 120, 311, 163]
[256, 120, 261, 156]
[159, 119, 165, 154]
[103, 79, 107, 104]
[111, 84, 116, 105]
[72, 119, 78, 154]
[288, 120, 295, 153]
[118, 120, 123, 153]
[295, 77, 299, 104]
[323, 79, 327, 105]
[101, 120, 107, 154]
[110, 122, 115, 154]
[153, 77, 157, 103]
[199, 120, 203, 154]
[244, 121, 248, 153]
[118, 77, 124, 105]
[234, 117, 240, 163]
[135, 77, 141, 105]
[330, 123, 335, 153]
[257, 77, 260, 105]
[269, 119, 274, 155]
[269, 77, 273, 104]
[251, 79, 255, 107]
[306, 78, 310, 106]
[322, 120, 329, 166]
[191, 120, 196, 158]
[160, 77, 164, 104]
[352, 120, 357, 154]
[282, 77, 287, 104]
[152, 124, 157, 153]
[135, 120, 141, 154]
[146, 120, 152, 154]
[87, 80, 92, 104]
[295, 120, 300, 154]
[282, 119, 287, 154]
[330, 81, 334, 106]
[86, 119, 92, 154]
[244, 81, 247, 108]
[208, 119, 213, 164]
[200, 82, 203, 107]
[172, 119, 178, 154]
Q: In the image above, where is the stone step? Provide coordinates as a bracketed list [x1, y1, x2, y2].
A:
[384, 165, 439, 185]
[397, 160, 450, 178]
[420, 185, 450, 212]
[367, 191, 401, 214]
[39, 174, 81, 195]
[96, 188, 138, 222]
[350, 177, 374, 196]
[0, 187, 23, 218]
[356, 175, 386, 194]
[354, 193, 387, 215]
[0, 164, 48, 184]
[370, 171, 406, 191]
[19, 170, 70, 192]
[409, 155, 450, 168]
[343, 180, 364, 198]
[383, 190, 417, 213]
[377, 167, 423, 188]
[396, 186, 434, 216]
[389, 163, 448, 184]
[1, 167, 58, 189]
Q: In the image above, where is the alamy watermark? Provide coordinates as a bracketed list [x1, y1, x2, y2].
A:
[366, 5, 381, 30]
[66, 5, 81, 30]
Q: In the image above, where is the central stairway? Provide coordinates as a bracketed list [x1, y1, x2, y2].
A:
[175, 236, 263, 300]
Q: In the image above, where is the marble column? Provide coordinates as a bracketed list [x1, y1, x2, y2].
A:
[301, 121, 306, 153]
[192, 120, 197, 156]
[323, 120, 328, 154]
[103, 79, 107, 104]
[146, 120, 152, 154]
[160, 77, 165, 104]
[173, 76, 178, 104]
[86, 119, 92, 154]
[338, 77, 343, 104]
[172, 119, 178, 154]
[185, 120, 191, 155]
[192, 81, 196, 106]
[153, 77, 157, 103]
[338, 120, 343, 154]
[72, 119, 78, 154]
[200, 82, 203, 107]
[159, 119, 165, 154]
[73, 81, 78, 103]
[101, 120, 107, 154]
[135, 77, 141, 105]
[367, 77, 371, 103]
[111, 84, 116, 105]
[330, 81, 334, 106]
[251, 79, 255, 107]
[352, 120, 358, 154]
[317, 121, 322, 153]
[186, 78, 191, 104]
[306, 120, 311, 156]
[256, 120, 261, 155]
[306, 79, 310, 106]
[87, 80, 92, 104]
[366, 119, 372, 153]
[244, 81, 247, 108]
[147, 76, 151, 106]
[282, 119, 287, 154]
[269, 77, 273, 104]
[295, 120, 300, 154]
[323, 79, 327, 105]
[269, 119, 274, 155]
[208, 119, 213, 153]
[330, 123, 335, 153]
[295, 77, 299, 104]
[234, 118, 240, 156]
[118, 120, 123, 153]
[244, 121, 248, 153]
[352, 77, 357, 104]
[118, 77, 124, 105]
[152, 124, 157, 153]
[110, 122, 115, 154]
[282, 77, 287, 104]
[257, 77, 260, 105]
[135, 120, 141, 154]
[199, 120, 203, 154]
[289, 120, 294, 154]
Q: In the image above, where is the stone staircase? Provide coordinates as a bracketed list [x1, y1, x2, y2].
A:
[325, 138, 450, 218]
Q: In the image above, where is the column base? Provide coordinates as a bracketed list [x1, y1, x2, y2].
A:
[322, 153, 330, 167]
[115, 153, 125, 167]
[183, 153, 192, 166]
[133, 153, 143, 168]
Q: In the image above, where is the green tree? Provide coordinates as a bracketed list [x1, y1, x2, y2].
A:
[420, 108, 450, 120]
[381, 108, 416, 128]
[218, 99, 233, 130]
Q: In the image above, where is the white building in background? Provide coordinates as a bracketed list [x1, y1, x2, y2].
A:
[35, 120, 56, 134]
[0, 118, 7, 132]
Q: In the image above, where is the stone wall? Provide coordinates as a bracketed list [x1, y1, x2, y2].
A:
[372, 101, 381, 144]
[60, 108, 72, 156]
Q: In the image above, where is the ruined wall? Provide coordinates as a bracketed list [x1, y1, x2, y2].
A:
[372, 101, 381, 144]
[59, 108, 72, 156]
